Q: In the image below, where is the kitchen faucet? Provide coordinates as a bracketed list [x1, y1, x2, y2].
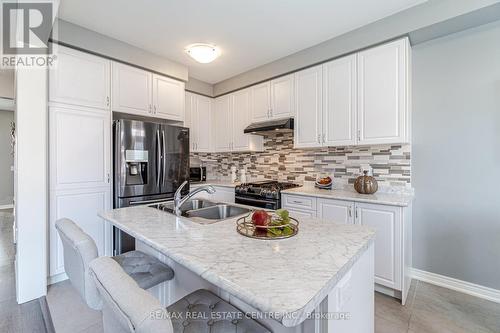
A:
[174, 181, 216, 216]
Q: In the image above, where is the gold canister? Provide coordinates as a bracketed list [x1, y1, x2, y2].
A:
[354, 171, 378, 194]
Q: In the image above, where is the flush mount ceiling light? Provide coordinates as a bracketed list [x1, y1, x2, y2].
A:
[185, 43, 221, 64]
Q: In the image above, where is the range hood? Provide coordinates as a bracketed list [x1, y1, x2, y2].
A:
[244, 118, 294, 136]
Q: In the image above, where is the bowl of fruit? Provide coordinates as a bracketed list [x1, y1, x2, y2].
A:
[315, 176, 333, 189]
[236, 209, 299, 239]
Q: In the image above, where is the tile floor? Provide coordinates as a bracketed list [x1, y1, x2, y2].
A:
[0, 209, 48, 333]
[47, 275, 500, 333]
[376, 280, 500, 333]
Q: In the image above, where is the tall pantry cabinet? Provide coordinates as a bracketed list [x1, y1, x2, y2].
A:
[48, 45, 113, 282]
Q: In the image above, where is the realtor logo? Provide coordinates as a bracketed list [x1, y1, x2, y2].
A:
[2, 2, 53, 54]
[1, 1, 56, 68]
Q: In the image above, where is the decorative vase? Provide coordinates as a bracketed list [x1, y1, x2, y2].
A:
[354, 171, 378, 194]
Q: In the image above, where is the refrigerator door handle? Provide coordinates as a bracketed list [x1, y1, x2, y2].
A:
[156, 129, 161, 187]
[162, 129, 167, 187]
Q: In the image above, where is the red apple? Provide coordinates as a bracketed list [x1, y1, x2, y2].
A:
[252, 210, 269, 227]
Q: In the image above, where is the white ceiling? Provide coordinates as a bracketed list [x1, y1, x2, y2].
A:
[58, 0, 426, 84]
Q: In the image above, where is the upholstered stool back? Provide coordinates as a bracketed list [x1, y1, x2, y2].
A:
[89, 256, 173, 333]
[55, 218, 102, 310]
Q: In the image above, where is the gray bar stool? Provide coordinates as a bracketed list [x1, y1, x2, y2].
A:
[55, 218, 174, 310]
[89, 256, 271, 333]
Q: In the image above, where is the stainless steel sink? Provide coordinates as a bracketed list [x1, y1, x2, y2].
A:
[186, 204, 251, 221]
[155, 199, 216, 213]
[150, 199, 252, 224]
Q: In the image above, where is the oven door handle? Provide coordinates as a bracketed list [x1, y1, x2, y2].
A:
[235, 196, 277, 205]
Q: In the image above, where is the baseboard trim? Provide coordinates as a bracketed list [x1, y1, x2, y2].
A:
[47, 272, 68, 285]
[411, 268, 500, 304]
[39, 296, 56, 333]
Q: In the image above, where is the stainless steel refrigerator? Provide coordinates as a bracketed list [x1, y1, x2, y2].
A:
[113, 119, 189, 254]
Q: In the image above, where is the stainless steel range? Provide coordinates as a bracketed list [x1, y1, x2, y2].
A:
[235, 181, 301, 210]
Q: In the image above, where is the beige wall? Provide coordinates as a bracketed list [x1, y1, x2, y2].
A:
[412, 21, 500, 289]
[185, 77, 213, 97]
[52, 19, 188, 82]
[213, 0, 500, 95]
[0, 70, 14, 99]
[0, 111, 13, 201]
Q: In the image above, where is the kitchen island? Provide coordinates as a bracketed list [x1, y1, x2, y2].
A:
[100, 205, 376, 333]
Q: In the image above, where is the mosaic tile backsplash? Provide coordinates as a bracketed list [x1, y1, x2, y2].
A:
[191, 132, 411, 188]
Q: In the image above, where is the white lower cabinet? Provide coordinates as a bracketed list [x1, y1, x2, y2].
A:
[355, 203, 402, 291]
[317, 198, 354, 224]
[284, 208, 316, 218]
[282, 193, 412, 304]
[49, 187, 112, 278]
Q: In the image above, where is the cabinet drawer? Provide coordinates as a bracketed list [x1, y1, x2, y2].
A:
[284, 208, 316, 219]
[282, 194, 316, 211]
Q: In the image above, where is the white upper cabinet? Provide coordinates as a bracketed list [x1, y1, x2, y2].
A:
[112, 62, 152, 116]
[317, 198, 354, 224]
[251, 82, 271, 122]
[112, 63, 185, 121]
[294, 65, 322, 148]
[213, 90, 263, 153]
[357, 38, 409, 145]
[185, 92, 194, 147]
[49, 45, 110, 110]
[194, 94, 212, 152]
[214, 95, 232, 152]
[323, 55, 357, 146]
[185, 92, 212, 153]
[232, 88, 255, 151]
[292, 37, 410, 148]
[270, 74, 295, 119]
[153, 74, 185, 121]
[251, 76, 295, 123]
[49, 106, 111, 191]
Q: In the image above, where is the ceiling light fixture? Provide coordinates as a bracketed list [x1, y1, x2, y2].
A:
[185, 43, 221, 64]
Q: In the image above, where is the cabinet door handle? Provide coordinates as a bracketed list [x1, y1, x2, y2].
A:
[270, 109, 273, 117]
[107, 173, 110, 183]
[149, 104, 152, 114]
[317, 134, 321, 143]
[348, 207, 352, 217]
[357, 129, 361, 141]
[322, 133, 326, 143]
[106, 96, 110, 107]
[154, 105, 157, 114]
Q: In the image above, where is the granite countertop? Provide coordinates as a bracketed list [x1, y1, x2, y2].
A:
[190, 180, 238, 188]
[282, 186, 413, 207]
[100, 206, 375, 327]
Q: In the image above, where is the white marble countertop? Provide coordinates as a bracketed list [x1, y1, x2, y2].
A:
[282, 186, 413, 207]
[100, 206, 375, 327]
[190, 180, 238, 188]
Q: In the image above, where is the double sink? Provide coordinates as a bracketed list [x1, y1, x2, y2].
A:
[150, 199, 252, 224]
